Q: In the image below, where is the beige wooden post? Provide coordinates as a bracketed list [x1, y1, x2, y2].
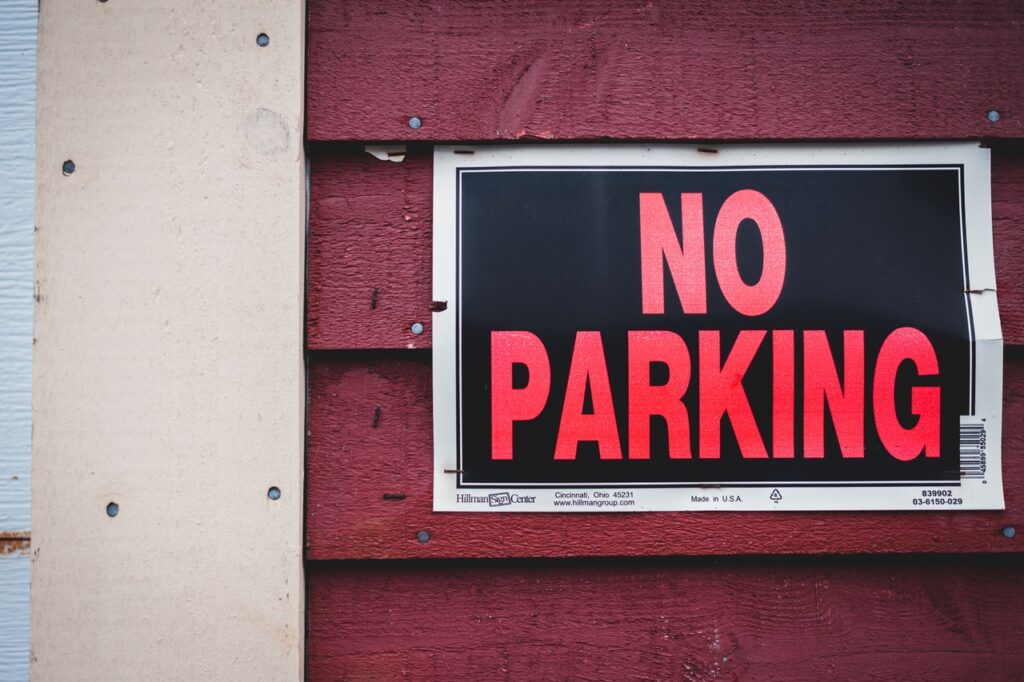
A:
[32, 2, 305, 678]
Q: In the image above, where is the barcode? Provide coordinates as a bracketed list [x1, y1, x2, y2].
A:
[960, 419, 987, 479]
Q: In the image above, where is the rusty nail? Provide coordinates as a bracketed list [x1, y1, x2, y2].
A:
[430, 300, 448, 312]
[371, 288, 379, 310]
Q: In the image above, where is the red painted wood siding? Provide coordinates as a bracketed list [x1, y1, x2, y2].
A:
[305, 1, 1024, 678]
[309, 144, 1024, 350]
[307, 1, 1024, 142]
[308, 148, 433, 350]
[306, 350, 1024, 560]
[993, 145, 1024, 343]
[308, 555, 1024, 680]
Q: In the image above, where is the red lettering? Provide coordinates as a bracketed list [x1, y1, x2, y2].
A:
[640, 193, 707, 315]
[490, 331, 551, 460]
[772, 330, 795, 458]
[873, 327, 941, 461]
[627, 330, 692, 459]
[699, 330, 768, 459]
[712, 189, 787, 316]
[554, 332, 623, 460]
[803, 330, 865, 458]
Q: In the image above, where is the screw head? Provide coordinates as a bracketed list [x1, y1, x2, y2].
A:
[987, 110, 1001, 123]
[408, 116, 422, 129]
[267, 486, 281, 500]
[416, 530, 430, 543]
[411, 322, 425, 335]
[256, 33, 270, 47]
[1002, 525, 1016, 539]
[62, 160, 75, 175]
[106, 502, 119, 517]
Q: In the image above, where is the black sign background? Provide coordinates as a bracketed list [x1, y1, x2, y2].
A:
[457, 167, 970, 486]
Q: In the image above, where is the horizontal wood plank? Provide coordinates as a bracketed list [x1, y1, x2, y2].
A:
[305, 350, 1024, 560]
[308, 145, 1024, 349]
[307, 148, 433, 350]
[993, 144, 1024, 344]
[307, 555, 1024, 680]
[308, 0, 1024, 142]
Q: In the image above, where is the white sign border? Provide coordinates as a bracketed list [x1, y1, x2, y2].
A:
[432, 143, 1003, 512]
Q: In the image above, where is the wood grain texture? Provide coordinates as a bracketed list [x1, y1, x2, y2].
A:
[307, 0, 1024, 142]
[993, 143, 1024, 344]
[33, 2, 305, 678]
[307, 555, 1024, 681]
[305, 350, 1024, 560]
[307, 147, 433, 350]
[308, 145, 1024, 349]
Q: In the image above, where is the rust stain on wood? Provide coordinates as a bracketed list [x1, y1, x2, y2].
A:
[0, 531, 31, 556]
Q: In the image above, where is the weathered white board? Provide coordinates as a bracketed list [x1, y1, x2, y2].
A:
[32, 2, 305, 679]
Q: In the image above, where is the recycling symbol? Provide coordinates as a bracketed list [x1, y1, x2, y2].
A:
[770, 489, 782, 503]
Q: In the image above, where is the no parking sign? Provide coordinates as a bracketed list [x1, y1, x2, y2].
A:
[432, 144, 1003, 511]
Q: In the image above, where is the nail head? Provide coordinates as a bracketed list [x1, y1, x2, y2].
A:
[1002, 525, 1016, 539]
[411, 322, 425, 335]
[257, 33, 270, 47]
[106, 502, 119, 517]
[416, 530, 430, 543]
[408, 116, 422, 129]
[62, 160, 75, 175]
[268, 486, 281, 500]
[987, 110, 1001, 123]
